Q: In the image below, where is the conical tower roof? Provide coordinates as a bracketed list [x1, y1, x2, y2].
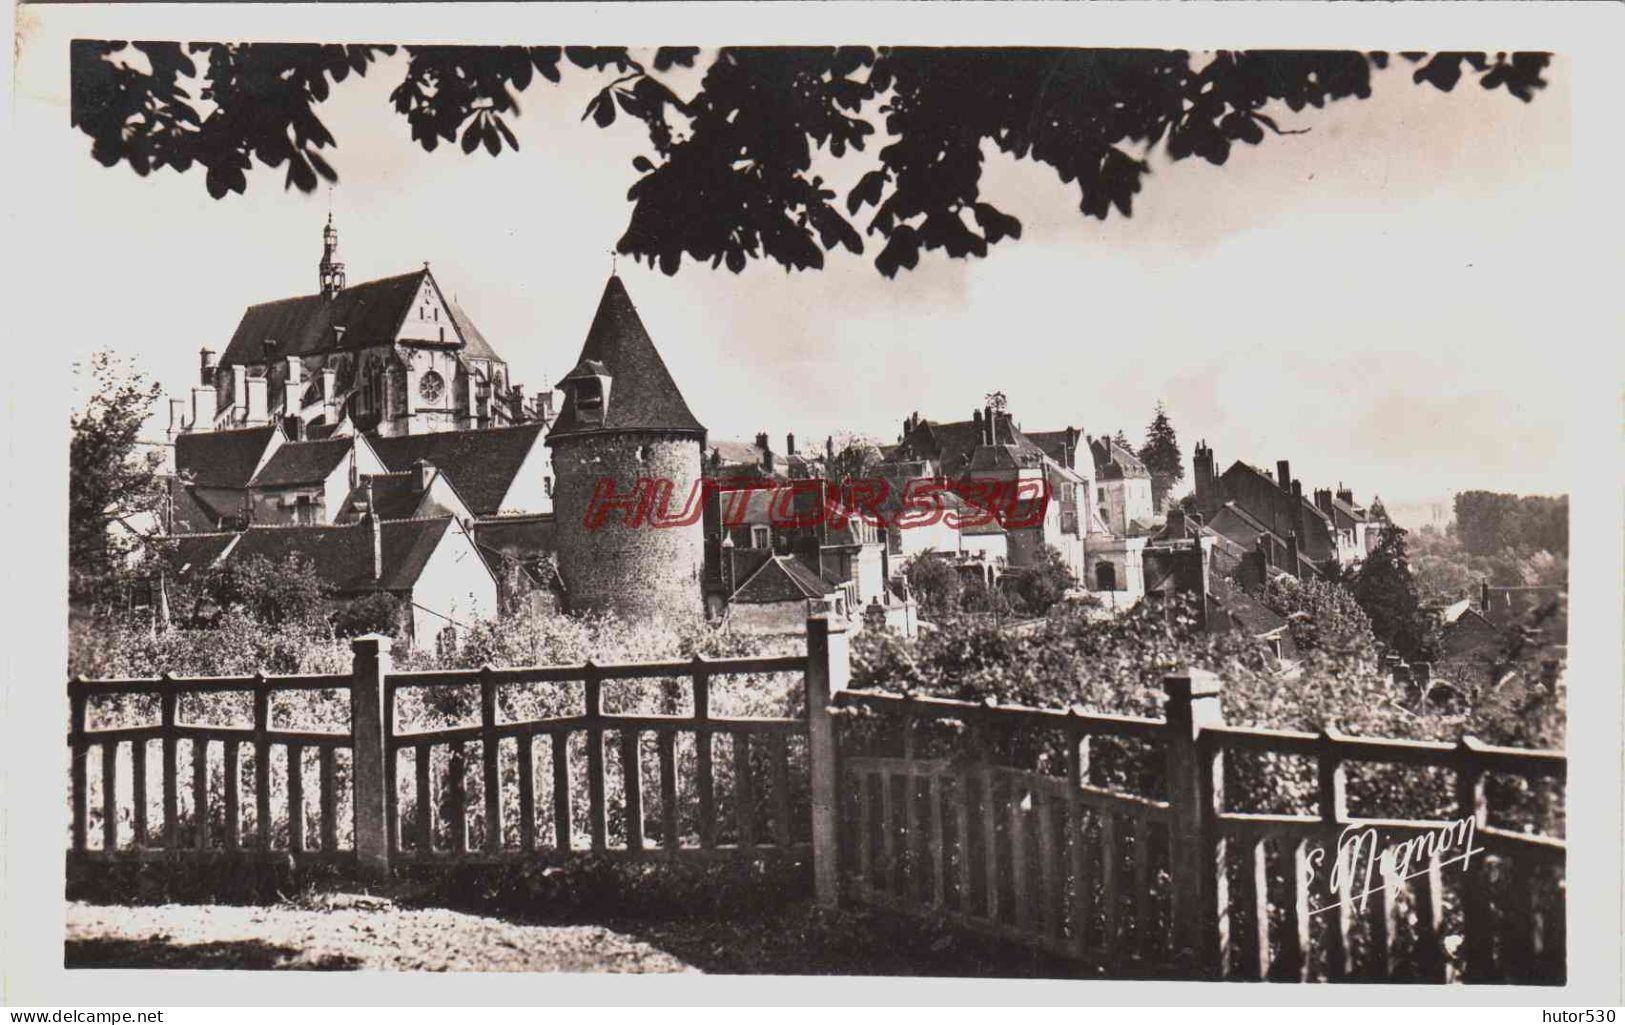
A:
[548, 275, 706, 440]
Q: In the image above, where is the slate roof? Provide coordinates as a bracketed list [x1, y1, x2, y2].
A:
[895, 419, 1049, 479]
[339, 472, 424, 521]
[549, 276, 705, 438]
[1090, 438, 1150, 481]
[249, 437, 353, 488]
[174, 425, 282, 489]
[368, 423, 545, 516]
[223, 517, 457, 593]
[730, 554, 833, 604]
[1024, 430, 1081, 467]
[223, 271, 416, 365]
[159, 531, 239, 577]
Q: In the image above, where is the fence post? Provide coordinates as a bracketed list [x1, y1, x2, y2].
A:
[806, 612, 851, 907]
[1163, 669, 1225, 977]
[350, 634, 393, 878]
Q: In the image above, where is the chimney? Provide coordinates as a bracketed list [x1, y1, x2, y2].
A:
[1291, 479, 1303, 502]
[199, 348, 218, 386]
[983, 407, 994, 445]
[902, 417, 912, 440]
[414, 459, 435, 493]
[245, 376, 269, 426]
[1337, 484, 1355, 507]
[232, 365, 249, 421]
[786, 432, 796, 456]
[1480, 581, 1492, 612]
[320, 368, 338, 424]
[972, 408, 983, 440]
[762, 448, 774, 473]
[368, 482, 383, 582]
[284, 356, 304, 416]
[190, 386, 215, 433]
[1165, 507, 1186, 538]
[1314, 488, 1334, 517]
[1277, 460, 1292, 492]
[755, 431, 770, 454]
[1286, 531, 1301, 574]
[167, 399, 186, 440]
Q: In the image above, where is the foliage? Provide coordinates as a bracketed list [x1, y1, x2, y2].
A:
[1410, 524, 1568, 605]
[69, 353, 163, 609]
[72, 44, 1549, 275]
[1255, 574, 1375, 658]
[1349, 526, 1437, 662]
[901, 552, 963, 621]
[1004, 544, 1076, 616]
[1453, 490, 1568, 557]
[329, 591, 407, 638]
[1137, 400, 1183, 510]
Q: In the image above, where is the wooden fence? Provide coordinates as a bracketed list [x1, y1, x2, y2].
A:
[68, 616, 1563, 982]
[67, 619, 848, 890]
[834, 672, 1566, 983]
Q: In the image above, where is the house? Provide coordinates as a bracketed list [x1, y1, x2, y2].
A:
[245, 435, 388, 526]
[367, 422, 552, 517]
[168, 424, 285, 532]
[885, 403, 1103, 582]
[196, 516, 498, 649]
[705, 432, 824, 481]
[334, 460, 477, 528]
[1088, 435, 1156, 536]
[1191, 444, 1338, 574]
[703, 478, 904, 632]
[164, 216, 550, 443]
[1313, 485, 1386, 565]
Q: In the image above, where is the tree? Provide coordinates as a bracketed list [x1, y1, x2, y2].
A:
[70, 353, 163, 608]
[1007, 544, 1077, 616]
[824, 432, 885, 484]
[71, 45, 1549, 277]
[1349, 525, 1436, 661]
[1137, 400, 1183, 510]
[1256, 574, 1375, 659]
[902, 552, 963, 620]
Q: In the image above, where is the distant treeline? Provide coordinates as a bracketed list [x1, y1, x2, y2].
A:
[1453, 491, 1568, 557]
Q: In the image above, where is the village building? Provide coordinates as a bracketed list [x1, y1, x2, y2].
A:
[1191, 443, 1346, 577]
[156, 515, 498, 650]
[1087, 435, 1157, 536]
[244, 434, 388, 527]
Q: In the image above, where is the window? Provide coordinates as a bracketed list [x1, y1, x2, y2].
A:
[1095, 561, 1117, 591]
[295, 495, 315, 525]
[419, 370, 445, 403]
[575, 378, 603, 413]
[751, 525, 770, 549]
[1098, 487, 1107, 504]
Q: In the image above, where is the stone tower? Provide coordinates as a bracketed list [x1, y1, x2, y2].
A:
[547, 275, 707, 621]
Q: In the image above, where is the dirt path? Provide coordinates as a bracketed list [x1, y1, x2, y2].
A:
[66, 898, 697, 973]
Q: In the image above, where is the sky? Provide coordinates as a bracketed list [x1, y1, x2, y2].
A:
[25, 45, 1574, 518]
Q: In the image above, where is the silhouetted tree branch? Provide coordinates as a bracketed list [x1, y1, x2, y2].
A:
[70, 44, 1550, 276]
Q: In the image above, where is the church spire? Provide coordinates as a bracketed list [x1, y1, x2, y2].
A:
[318, 213, 346, 299]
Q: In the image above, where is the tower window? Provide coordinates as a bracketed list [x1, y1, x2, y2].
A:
[575, 378, 603, 412]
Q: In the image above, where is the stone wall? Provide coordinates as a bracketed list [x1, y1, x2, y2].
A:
[549, 430, 705, 622]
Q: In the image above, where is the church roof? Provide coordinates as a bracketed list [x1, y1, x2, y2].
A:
[548, 276, 705, 439]
[367, 423, 545, 516]
[174, 425, 282, 489]
[220, 269, 499, 366]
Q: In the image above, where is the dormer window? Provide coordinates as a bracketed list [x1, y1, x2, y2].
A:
[576, 378, 603, 413]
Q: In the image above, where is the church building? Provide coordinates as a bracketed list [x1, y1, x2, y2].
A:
[168, 216, 549, 442]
